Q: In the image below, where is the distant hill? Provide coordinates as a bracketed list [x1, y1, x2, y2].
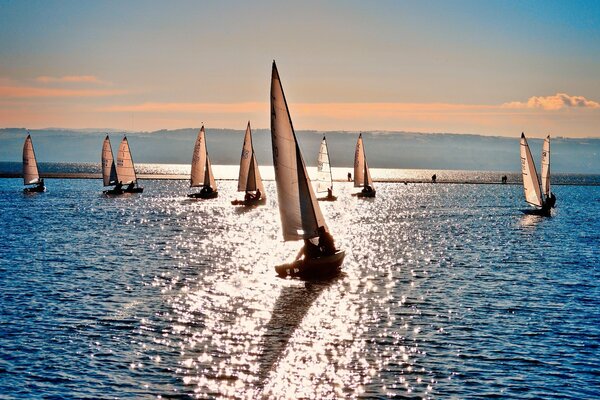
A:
[1, 128, 598, 173]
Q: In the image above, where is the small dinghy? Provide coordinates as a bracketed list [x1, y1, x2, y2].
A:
[270, 61, 345, 279]
[22, 134, 46, 193]
[188, 125, 218, 199]
[353, 133, 376, 197]
[315, 136, 337, 201]
[117, 136, 144, 193]
[520, 133, 555, 216]
[231, 121, 265, 206]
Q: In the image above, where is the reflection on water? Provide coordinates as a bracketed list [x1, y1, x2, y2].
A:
[1, 178, 599, 399]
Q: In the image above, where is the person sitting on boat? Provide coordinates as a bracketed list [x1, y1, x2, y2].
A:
[244, 191, 252, 201]
[362, 185, 373, 194]
[326, 187, 334, 199]
[546, 193, 557, 209]
[200, 186, 213, 195]
[255, 188, 261, 200]
[295, 237, 321, 261]
[36, 178, 45, 190]
[126, 182, 135, 191]
[114, 181, 123, 191]
[317, 226, 336, 256]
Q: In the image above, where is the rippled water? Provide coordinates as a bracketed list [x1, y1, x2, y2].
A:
[1, 178, 599, 399]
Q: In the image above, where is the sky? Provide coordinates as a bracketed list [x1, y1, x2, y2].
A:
[1, 0, 599, 138]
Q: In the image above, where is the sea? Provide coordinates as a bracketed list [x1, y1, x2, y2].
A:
[0, 163, 599, 399]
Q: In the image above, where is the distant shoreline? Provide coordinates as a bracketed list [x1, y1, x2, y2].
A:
[1, 172, 598, 186]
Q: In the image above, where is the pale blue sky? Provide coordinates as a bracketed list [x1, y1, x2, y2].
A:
[1, 0, 599, 136]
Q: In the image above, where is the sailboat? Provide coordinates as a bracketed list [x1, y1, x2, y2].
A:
[520, 133, 555, 216]
[232, 121, 265, 206]
[101, 135, 122, 195]
[353, 133, 376, 197]
[22, 134, 46, 193]
[188, 125, 218, 199]
[116, 136, 144, 193]
[270, 61, 345, 278]
[315, 136, 337, 201]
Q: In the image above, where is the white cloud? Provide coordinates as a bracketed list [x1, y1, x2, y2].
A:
[502, 93, 600, 110]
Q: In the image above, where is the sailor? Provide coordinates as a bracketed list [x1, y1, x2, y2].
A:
[36, 178, 45, 190]
[114, 181, 123, 191]
[296, 237, 320, 261]
[255, 188, 261, 200]
[546, 193, 557, 208]
[317, 226, 336, 256]
[362, 185, 373, 194]
[126, 182, 135, 191]
[244, 191, 252, 201]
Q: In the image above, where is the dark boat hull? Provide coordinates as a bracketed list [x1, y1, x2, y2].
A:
[275, 250, 345, 279]
[188, 191, 219, 199]
[521, 208, 551, 217]
[124, 187, 144, 193]
[23, 186, 45, 193]
[317, 195, 337, 201]
[353, 191, 376, 198]
[231, 197, 266, 206]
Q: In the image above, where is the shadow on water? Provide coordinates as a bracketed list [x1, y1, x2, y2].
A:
[256, 274, 342, 389]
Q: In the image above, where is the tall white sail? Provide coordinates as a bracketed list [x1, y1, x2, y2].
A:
[520, 133, 543, 207]
[22, 134, 40, 185]
[190, 126, 217, 189]
[353, 134, 374, 189]
[116, 137, 137, 185]
[102, 135, 118, 187]
[237, 121, 265, 194]
[316, 136, 333, 193]
[270, 61, 327, 241]
[541, 135, 550, 198]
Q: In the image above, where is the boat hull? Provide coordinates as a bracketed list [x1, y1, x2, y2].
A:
[521, 208, 551, 217]
[317, 195, 337, 201]
[188, 191, 219, 199]
[275, 250, 345, 279]
[354, 191, 376, 198]
[124, 187, 144, 193]
[231, 197, 266, 206]
[23, 186, 45, 193]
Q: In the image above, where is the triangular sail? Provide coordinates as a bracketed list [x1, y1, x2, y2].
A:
[22, 134, 40, 185]
[270, 61, 327, 241]
[191, 126, 217, 190]
[316, 136, 333, 193]
[102, 135, 118, 187]
[354, 134, 374, 189]
[116, 137, 137, 185]
[520, 133, 543, 207]
[237, 122, 265, 194]
[541, 135, 550, 198]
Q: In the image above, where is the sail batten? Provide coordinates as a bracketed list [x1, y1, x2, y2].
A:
[520, 133, 543, 207]
[541, 135, 550, 198]
[316, 136, 333, 193]
[102, 136, 118, 186]
[116, 137, 137, 185]
[270, 61, 327, 241]
[22, 134, 40, 185]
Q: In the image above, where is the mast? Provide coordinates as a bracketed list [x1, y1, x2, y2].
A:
[541, 135, 550, 198]
[22, 133, 41, 185]
[270, 61, 327, 241]
[520, 133, 543, 207]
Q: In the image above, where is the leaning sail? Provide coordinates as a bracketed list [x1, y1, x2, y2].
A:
[102, 136, 118, 186]
[316, 136, 333, 193]
[270, 61, 327, 241]
[116, 137, 137, 184]
[354, 134, 374, 189]
[204, 154, 217, 190]
[520, 133, 543, 207]
[190, 126, 208, 187]
[541, 135, 550, 198]
[237, 122, 265, 194]
[22, 134, 40, 185]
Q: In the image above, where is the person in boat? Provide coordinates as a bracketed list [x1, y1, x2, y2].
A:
[36, 178, 45, 190]
[317, 226, 336, 256]
[431, 174, 437, 183]
[295, 237, 321, 261]
[114, 181, 124, 192]
[361, 185, 373, 194]
[244, 191, 252, 201]
[255, 188, 261, 200]
[327, 187, 334, 199]
[546, 193, 556, 208]
[126, 182, 135, 191]
[200, 186, 213, 195]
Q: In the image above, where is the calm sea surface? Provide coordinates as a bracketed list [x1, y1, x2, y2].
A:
[1, 173, 599, 399]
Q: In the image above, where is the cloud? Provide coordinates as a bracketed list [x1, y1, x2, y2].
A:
[502, 93, 600, 110]
[35, 75, 110, 85]
[100, 102, 265, 113]
[0, 85, 126, 98]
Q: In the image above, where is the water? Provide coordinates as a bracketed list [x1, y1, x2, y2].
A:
[0, 176, 599, 399]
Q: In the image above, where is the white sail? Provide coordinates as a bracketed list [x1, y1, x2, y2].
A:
[237, 121, 265, 194]
[541, 135, 550, 198]
[101, 135, 118, 187]
[190, 126, 217, 190]
[353, 133, 374, 189]
[316, 136, 333, 193]
[116, 137, 138, 185]
[22, 134, 40, 185]
[270, 61, 328, 241]
[520, 133, 543, 207]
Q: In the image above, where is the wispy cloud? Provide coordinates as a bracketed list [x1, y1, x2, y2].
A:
[100, 102, 265, 113]
[35, 75, 110, 85]
[0, 85, 126, 98]
[502, 93, 600, 110]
